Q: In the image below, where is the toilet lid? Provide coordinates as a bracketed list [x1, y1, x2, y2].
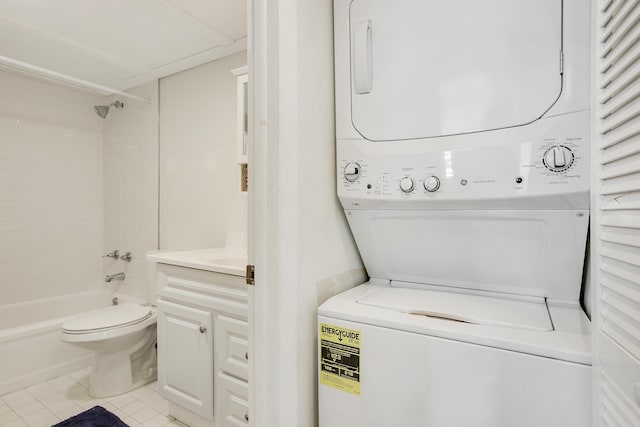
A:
[62, 303, 152, 333]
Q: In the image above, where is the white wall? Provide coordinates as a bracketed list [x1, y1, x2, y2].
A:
[0, 70, 104, 305]
[103, 82, 159, 301]
[250, 0, 366, 425]
[159, 52, 247, 250]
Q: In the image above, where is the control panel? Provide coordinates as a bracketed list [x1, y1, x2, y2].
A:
[337, 111, 589, 209]
[339, 141, 585, 195]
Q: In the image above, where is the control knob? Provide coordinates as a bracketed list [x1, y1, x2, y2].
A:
[399, 176, 414, 193]
[423, 176, 440, 192]
[344, 162, 361, 182]
[543, 145, 574, 172]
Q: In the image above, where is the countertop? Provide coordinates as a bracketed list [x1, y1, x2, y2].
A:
[146, 248, 247, 276]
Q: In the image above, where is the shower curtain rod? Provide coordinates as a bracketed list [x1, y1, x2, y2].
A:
[0, 54, 149, 103]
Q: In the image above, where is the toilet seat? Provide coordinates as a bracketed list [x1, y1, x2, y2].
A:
[63, 303, 152, 334]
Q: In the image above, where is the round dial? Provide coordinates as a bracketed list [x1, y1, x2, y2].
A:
[423, 176, 440, 192]
[543, 145, 574, 172]
[344, 162, 361, 182]
[399, 176, 414, 193]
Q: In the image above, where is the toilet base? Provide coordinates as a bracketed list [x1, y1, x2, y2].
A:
[88, 325, 158, 397]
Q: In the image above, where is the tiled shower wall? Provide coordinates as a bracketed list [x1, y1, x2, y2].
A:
[0, 71, 104, 305]
[102, 82, 159, 302]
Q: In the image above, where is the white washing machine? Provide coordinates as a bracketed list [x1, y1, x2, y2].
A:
[319, 1, 592, 426]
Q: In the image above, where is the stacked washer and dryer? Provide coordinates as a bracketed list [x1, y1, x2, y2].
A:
[318, 1, 592, 426]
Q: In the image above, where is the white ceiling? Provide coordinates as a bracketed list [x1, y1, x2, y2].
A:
[0, 0, 247, 93]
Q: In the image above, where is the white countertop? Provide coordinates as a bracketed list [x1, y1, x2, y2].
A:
[147, 248, 247, 276]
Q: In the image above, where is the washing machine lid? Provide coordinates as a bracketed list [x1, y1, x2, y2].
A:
[62, 304, 152, 333]
[345, 209, 589, 302]
[357, 285, 552, 331]
[349, 0, 562, 141]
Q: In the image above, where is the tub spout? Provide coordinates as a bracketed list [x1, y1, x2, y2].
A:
[105, 272, 125, 283]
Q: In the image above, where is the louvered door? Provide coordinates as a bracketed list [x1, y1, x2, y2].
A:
[595, 0, 640, 425]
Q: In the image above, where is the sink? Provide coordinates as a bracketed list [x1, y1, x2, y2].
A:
[148, 249, 247, 275]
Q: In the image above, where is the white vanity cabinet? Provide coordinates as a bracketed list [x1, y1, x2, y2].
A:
[155, 262, 249, 427]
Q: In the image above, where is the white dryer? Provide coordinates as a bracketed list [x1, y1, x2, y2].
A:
[319, 1, 592, 426]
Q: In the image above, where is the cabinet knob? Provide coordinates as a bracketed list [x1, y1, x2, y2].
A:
[245, 352, 249, 360]
[245, 414, 249, 422]
[199, 326, 206, 334]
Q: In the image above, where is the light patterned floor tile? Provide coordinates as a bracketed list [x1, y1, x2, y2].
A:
[120, 415, 140, 426]
[42, 398, 78, 414]
[108, 393, 137, 408]
[3, 391, 37, 410]
[19, 407, 54, 424]
[119, 399, 147, 416]
[2, 390, 31, 404]
[26, 414, 61, 427]
[0, 400, 12, 415]
[130, 385, 154, 400]
[13, 401, 44, 418]
[4, 418, 27, 427]
[130, 405, 159, 423]
[145, 412, 175, 427]
[0, 409, 20, 424]
[1, 374, 168, 427]
[50, 403, 84, 420]
[140, 390, 165, 407]
[25, 383, 58, 400]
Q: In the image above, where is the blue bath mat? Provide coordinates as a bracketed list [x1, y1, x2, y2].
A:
[52, 405, 129, 427]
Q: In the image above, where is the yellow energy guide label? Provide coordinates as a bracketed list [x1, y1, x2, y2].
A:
[319, 323, 361, 396]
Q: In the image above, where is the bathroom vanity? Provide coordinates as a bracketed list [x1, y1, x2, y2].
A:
[148, 249, 249, 427]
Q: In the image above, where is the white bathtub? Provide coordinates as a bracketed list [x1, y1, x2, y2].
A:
[0, 290, 114, 395]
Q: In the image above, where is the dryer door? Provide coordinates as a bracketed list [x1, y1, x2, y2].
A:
[349, 0, 562, 141]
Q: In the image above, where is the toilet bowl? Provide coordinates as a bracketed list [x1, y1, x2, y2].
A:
[61, 303, 158, 397]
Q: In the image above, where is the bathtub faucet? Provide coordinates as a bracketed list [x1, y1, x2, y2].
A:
[105, 272, 125, 283]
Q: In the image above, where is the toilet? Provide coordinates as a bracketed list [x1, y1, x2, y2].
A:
[61, 283, 158, 397]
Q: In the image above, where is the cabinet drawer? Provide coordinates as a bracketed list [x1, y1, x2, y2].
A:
[216, 314, 249, 381]
[217, 373, 248, 427]
[156, 264, 248, 316]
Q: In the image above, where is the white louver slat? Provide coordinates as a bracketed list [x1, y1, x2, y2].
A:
[597, 0, 640, 424]
[602, 372, 640, 426]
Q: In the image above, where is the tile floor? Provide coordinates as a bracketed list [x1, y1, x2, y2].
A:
[0, 368, 185, 427]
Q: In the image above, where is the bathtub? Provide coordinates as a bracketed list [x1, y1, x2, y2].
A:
[0, 290, 114, 395]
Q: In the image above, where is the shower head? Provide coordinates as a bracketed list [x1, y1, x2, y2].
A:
[94, 100, 124, 119]
[94, 105, 109, 119]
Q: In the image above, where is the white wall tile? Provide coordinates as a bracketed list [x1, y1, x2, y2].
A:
[0, 71, 104, 305]
[102, 81, 159, 302]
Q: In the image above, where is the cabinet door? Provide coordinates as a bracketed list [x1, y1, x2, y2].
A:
[157, 299, 214, 420]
